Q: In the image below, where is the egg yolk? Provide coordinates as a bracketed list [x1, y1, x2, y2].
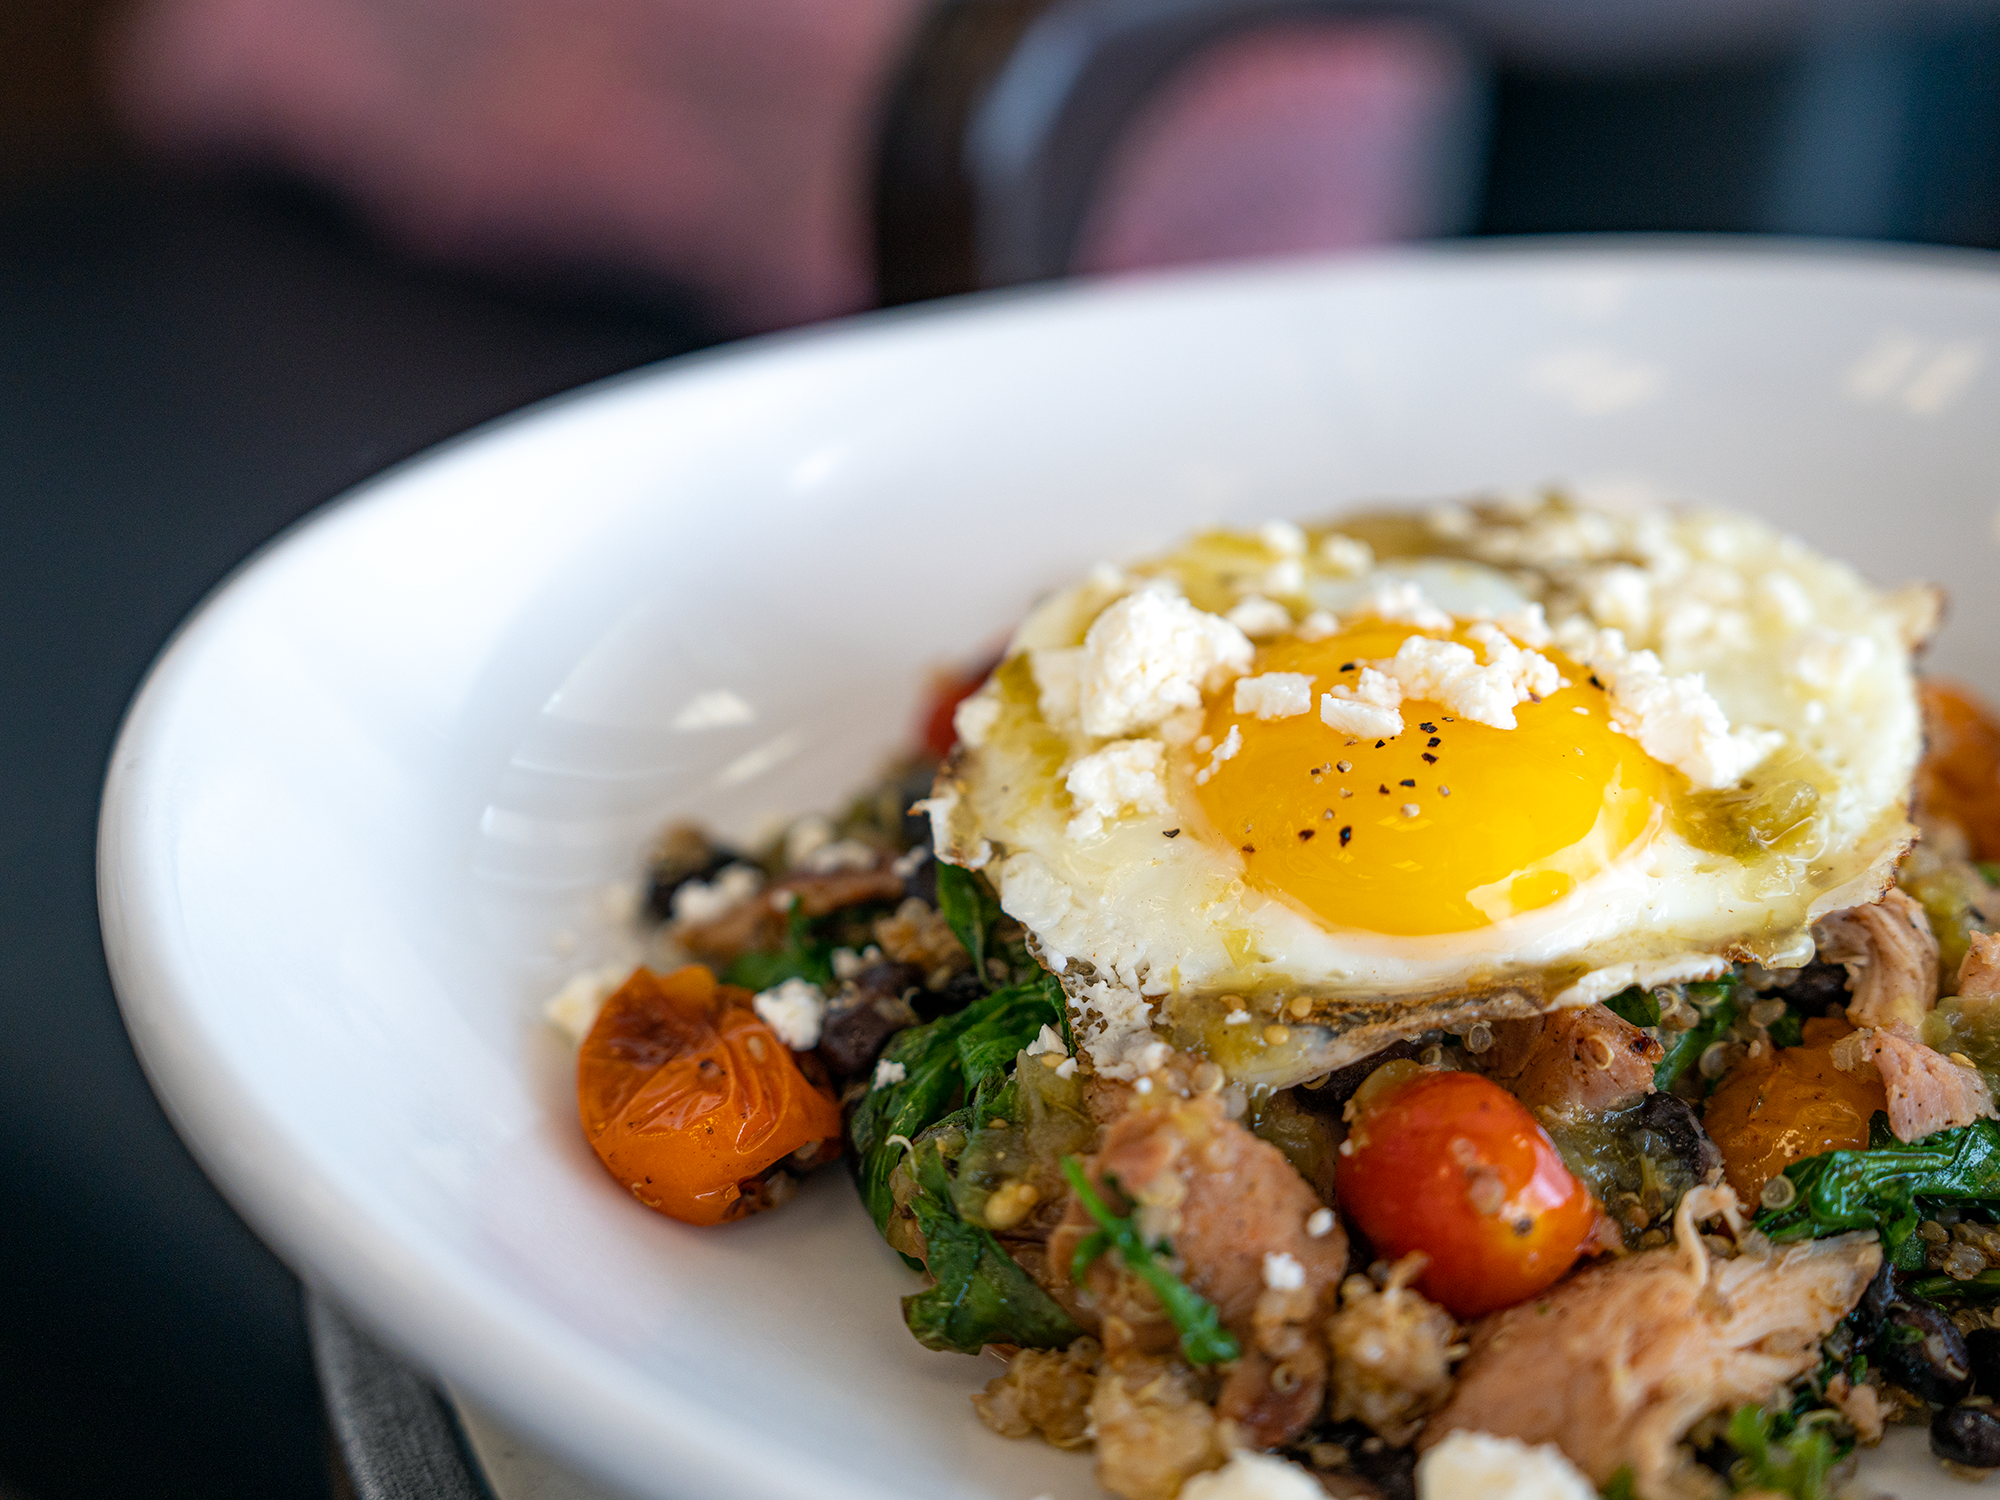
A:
[1190, 622, 1671, 936]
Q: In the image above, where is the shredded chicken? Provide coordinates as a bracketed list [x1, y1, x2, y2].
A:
[1047, 1092, 1347, 1447]
[1832, 1022, 1998, 1142]
[1477, 1004, 1662, 1118]
[1824, 1371, 1887, 1445]
[972, 1336, 1100, 1450]
[1815, 888, 1940, 1031]
[675, 860, 906, 960]
[1419, 1187, 1880, 1499]
[1324, 1254, 1461, 1444]
[1959, 931, 2000, 1002]
[1089, 1353, 1226, 1500]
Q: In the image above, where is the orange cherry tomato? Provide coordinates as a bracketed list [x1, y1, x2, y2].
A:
[1704, 1015, 1886, 1203]
[577, 965, 841, 1226]
[1918, 679, 2000, 859]
[1335, 1064, 1596, 1319]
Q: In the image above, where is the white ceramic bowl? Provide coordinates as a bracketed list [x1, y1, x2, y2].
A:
[101, 244, 2000, 1500]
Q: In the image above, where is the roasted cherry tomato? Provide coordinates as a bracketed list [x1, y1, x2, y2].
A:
[918, 655, 1003, 759]
[1703, 1015, 1886, 1203]
[1335, 1063, 1596, 1318]
[1918, 679, 2000, 859]
[577, 965, 840, 1226]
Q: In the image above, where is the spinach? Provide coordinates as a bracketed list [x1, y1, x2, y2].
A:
[934, 863, 1002, 989]
[1599, 1469, 1637, 1500]
[1723, 1405, 1841, 1500]
[1603, 986, 1658, 1028]
[1754, 1115, 2000, 1264]
[1653, 977, 1738, 1092]
[719, 904, 837, 992]
[1061, 1157, 1241, 1366]
[1906, 1268, 2000, 1302]
[901, 1135, 1081, 1354]
[1766, 1010, 1806, 1049]
[849, 971, 1066, 1246]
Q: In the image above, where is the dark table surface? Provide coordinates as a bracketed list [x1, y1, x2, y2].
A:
[0, 170, 713, 1500]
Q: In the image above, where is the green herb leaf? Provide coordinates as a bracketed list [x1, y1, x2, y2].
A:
[1725, 1404, 1839, 1500]
[849, 973, 1065, 1242]
[1766, 1010, 1805, 1049]
[1753, 1116, 2000, 1262]
[1060, 1157, 1241, 1366]
[1599, 1468, 1637, 1500]
[900, 1138, 1081, 1354]
[935, 863, 1002, 988]
[719, 905, 835, 991]
[1654, 980, 1738, 1092]
[1603, 987, 1659, 1029]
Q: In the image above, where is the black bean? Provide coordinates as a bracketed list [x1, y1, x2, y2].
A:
[1633, 1093, 1723, 1183]
[1968, 1328, 2000, 1395]
[1877, 1302, 1974, 1404]
[1933, 1403, 2000, 1469]
[1854, 1259, 1896, 1346]
[1783, 960, 1853, 1017]
[816, 962, 923, 1078]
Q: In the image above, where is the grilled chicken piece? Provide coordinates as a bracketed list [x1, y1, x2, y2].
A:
[1048, 1092, 1348, 1448]
[1815, 887, 1940, 1031]
[1477, 1004, 1662, 1119]
[1958, 931, 2000, 1002]
[1834, 1022, 1998, 1142]
[1419, 1191, 1880, 1499]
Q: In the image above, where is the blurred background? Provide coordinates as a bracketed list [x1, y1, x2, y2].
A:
[3, 1, 2000, 1496]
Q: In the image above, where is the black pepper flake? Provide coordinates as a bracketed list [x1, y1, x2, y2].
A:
[1427, 736, 1440, 748]
[1374, 739, 1387, 749]
[1399, 778, 1416, 788]
[1379, 784, 1390, 795]
[1589, 674, 1604, 690]
[1163, 828, 1180, 838]
[1340, 826, 1352, 846]
[1242, 844, 1257, 854]
[1418, 722, 1436, 733]
[1340, 662, 1357, 672]
[1298, 828, 1315, 841]
[1422, 752, 1437, 763]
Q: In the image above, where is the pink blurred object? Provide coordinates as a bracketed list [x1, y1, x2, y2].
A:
[1075, 21, 1477, 277]
[112, 0, 926, 332]
[112, 0, 1473, 331]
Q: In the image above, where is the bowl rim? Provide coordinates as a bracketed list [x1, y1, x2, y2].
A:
[97, 235, 2000, 1500]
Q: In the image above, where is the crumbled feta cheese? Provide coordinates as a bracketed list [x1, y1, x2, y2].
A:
[1055, 1057, 1078, 1079]
[544, 962, 631, 1044]
[1076, 587, 1254, 737]
[1790, 629, 1878, 692]
[1259, 519, 1307, 556]
[1415, 1430, 1596, 1500]
[1584, 562, 1653, 635]
[1321, 667, 1405, 739]
[799, 838, 879, 873]
[891, 846, 928, 879]
[1382, 630, 1559, 731]
[1493, 602, 1553, 649]
[872, 1058, 906, 1089]
[670, 862, 763, 923]
[1030, 646, 1084, 730]
[1179, 1450, 1326, 1500]
[1194, 724, 1243, 785]
[1025, 1023, 1067, 1057]
[1227, 594, 1294, 638]
[753, 977, 827, 1049]
[1296, 609, 1339, 641]
[952, 685, 1002, 748]
[1757, 570, 1815, 628]
[1319, 532, 1375, 575]
[1224, 1008, 1252, 1025]
[1233, 672, 1314, 720]
[1065, 738, 1171, 839]
[1361, 578, 1452, 631]
[1575, 628, 1782, 789]
[1306, 1207, 1336, 1238]
[1260, 558, 1306, 596]
[784, 814, 833, 866]
[1073, 980, 1170, 1080]
[1262, 1251, 1306, 1290]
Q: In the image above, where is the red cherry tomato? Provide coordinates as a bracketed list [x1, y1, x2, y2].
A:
[918, 654, 1003, 759]
[1335, 1064, 1596, 1319]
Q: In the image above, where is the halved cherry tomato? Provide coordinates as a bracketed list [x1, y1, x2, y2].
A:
[577, 965, 840, 1226]
[1335, 1063, 1596, 1318]
[918, 654, 1003, 759]
[1918, 679, 2000, 859]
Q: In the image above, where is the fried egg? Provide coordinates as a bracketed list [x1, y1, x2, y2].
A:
[925, 497, 1936, 1089]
